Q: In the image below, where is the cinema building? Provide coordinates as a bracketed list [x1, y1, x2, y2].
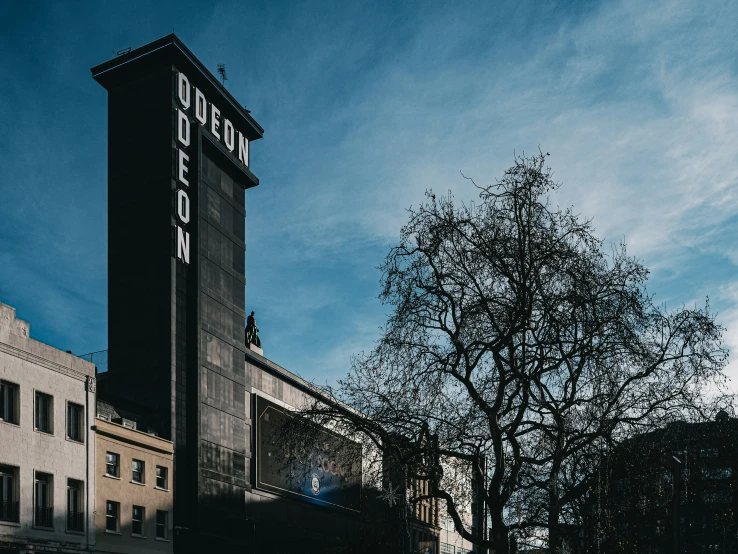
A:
[88, 34, 383, 553]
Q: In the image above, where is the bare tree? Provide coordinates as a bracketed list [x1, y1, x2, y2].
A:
[285, 152, 728, 554]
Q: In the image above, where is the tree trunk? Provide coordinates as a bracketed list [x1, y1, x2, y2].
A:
[490, 508, 510, 554]
[548, 495, 562, 553]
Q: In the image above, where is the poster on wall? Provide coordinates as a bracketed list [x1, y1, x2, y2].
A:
[255, 395, 362, 513]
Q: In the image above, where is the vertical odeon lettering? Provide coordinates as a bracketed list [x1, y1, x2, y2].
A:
[173, 70, 252, 264]
[175, 73, 191, 264]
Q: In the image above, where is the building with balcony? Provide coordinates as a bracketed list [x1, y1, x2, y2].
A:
[0, 302, 96, 554]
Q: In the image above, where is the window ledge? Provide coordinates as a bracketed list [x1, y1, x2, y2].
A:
[33, 428, 54, 437]
[0, 419, 20, 427]
[105, 530, 122, 535]
[156, 537, 170, 542]
[66, 436, 85, 445]
[103, 474, 121, 480]
[66, 529, 86, 535]
[33, 525, 55, 531]
[154, 486, 169, 492]
[130, 481, 146, 486]
[0, 521, 21, 527]
[131, 534, 147, 539]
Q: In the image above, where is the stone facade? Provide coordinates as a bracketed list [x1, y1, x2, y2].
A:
[0, 302, 96, 553]
[93, 414, 173, 554]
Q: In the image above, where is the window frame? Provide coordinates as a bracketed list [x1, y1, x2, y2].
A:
[0, 465, 19, 523]
[34, 391, 54, 434]
[156, 510, 168, 540]
[105, 500, 119, 533]
[66, 478, 84, 532]
[34, 471, 53, 528]
[131, 505, 145, 537]
[131, 459, 145, 484]
[155, 466, 168, 490]
[105, 452, 120, 478]
[66, 401, 84, 443]
[0, 380, 20, 425]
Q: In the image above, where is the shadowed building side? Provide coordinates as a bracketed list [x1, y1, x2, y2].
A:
[91, 33, 263, 554]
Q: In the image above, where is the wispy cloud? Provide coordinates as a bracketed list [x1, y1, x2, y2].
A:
[1, 0, 736, 389]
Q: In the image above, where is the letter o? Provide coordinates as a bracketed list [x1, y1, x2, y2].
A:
[177, 73, 190, 109]
[176, 189, 190, 224]
[224, 119, 235, 152]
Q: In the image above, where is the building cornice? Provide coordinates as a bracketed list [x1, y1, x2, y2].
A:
[0, 341, 92, 383]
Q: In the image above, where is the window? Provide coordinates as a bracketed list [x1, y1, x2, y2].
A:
[132, 459, 144, 484]
[35, 392, 53, 434]
[0, 381, 19, 424]
[702, 467, 732, 480]
[703, 490, 731, 504]
[156, 510, 168, 540]
[156, 466, 168, 489]
[66, 479, 83, 531]
[67, 402, 84, 442]
[34, 472, 53, 527]
[105, 501, 119, 532]
[132, 505, 145, 536]
[0, 465, 19, 523]
[105, 452, 119, 477]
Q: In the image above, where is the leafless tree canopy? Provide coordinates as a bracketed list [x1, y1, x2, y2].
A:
[285, 152, 728, 554]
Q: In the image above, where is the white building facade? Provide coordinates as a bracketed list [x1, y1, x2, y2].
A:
[0, 302, 96, 554]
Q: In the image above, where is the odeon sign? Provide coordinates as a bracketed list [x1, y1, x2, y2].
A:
[173, 72, 250, 265]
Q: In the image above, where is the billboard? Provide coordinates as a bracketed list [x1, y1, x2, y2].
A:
[255, 395, 362, 512]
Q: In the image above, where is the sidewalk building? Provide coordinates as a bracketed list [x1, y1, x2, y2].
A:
[94, 399, 174, 554]
[0, 302, 96, 554]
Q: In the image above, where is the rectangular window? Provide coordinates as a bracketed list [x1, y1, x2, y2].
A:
[66, 479, 83, 531]
[132, 459, 144, 484]
[0, 465, 19, 523]
[67, 402, 84, 442]
[156, 510, 168, 539]
[106, 452, 119, 477]
[34, 472, 53, 527]
[105, 500, 119, 532]
[156, 466, 168, 489]
[132, 505, 145, 536]
[702, 467, 732, 480]
[703, 490, 731, 504]
[0, 381, 19, 424]
[35, 392, 53, 434]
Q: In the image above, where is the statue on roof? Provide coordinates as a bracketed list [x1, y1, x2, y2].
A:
[245, 311, 261, 349]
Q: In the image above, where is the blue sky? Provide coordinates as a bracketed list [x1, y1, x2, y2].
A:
[1, 0, 737, 388]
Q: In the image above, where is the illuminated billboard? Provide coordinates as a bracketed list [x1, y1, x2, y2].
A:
[255, 395, 362, 513]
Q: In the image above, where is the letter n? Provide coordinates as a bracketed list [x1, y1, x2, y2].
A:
[177, 226, 190, 264]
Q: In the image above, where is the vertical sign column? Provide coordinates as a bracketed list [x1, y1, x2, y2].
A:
[175, 73, 191, 264]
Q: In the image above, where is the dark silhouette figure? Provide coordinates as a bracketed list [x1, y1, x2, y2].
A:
[245, 311, 261, 348]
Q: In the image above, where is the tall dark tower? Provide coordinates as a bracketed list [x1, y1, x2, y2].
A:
[92, 34, 263, 552]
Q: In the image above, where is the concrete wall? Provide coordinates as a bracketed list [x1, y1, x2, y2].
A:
[0, 302, 96, 553]
[94, 419, 173, 554]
